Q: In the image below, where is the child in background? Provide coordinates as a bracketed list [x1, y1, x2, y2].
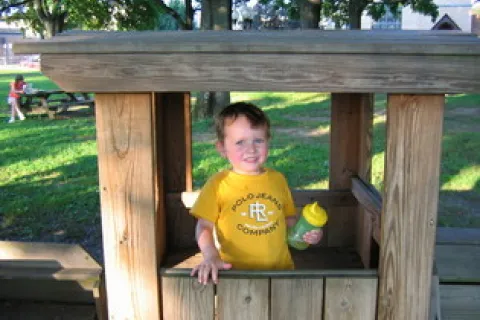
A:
[7, 74, 26, 123]
[190, 102, 322, 284]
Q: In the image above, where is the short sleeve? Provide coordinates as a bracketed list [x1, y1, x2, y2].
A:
[190, 176, 220, 223]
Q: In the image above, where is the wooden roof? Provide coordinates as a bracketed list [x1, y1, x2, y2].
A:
[13, 30, 480, 93]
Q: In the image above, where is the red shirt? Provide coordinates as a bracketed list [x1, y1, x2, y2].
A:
[9, 81, 25, 99]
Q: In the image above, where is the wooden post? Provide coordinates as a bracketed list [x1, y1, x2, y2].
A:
[330, 93, 373, 256]
[96, 93, 160, 319]
[155, 93, 196, 250]
[378, 94, 444, 320]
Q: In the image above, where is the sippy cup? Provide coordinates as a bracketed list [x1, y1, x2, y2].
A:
[288, 202, 328, 250]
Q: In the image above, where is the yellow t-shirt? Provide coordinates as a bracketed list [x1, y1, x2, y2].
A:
[191, 168, 296, 270]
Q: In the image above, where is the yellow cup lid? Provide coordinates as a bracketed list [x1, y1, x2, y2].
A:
[302, 202, 328, 227]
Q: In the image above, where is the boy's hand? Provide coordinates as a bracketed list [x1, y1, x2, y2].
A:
[303, 229, 323, 245]
[190, 256, 232, 285]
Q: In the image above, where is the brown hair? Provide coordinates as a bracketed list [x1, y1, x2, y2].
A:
[215, 102, 271, 142]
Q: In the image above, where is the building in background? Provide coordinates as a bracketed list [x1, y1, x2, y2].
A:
[0, 19, 23, 65]
[361, 0, 475, 32]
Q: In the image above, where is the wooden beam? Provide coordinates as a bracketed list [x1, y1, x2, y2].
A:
[37, 53, 480, 93]
[156, 93, 195, 250]
[377, 94, 444, 320]
[96, 93, 160, 319]
[324, 277, 378, 320]
[330, 93, 373, 254]
[351, 176, 382, 244]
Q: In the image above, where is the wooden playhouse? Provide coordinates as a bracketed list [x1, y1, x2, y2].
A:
[14, 30, 480, 319]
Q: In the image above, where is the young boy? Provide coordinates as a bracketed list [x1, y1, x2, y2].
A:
[190, 102, 322, 284]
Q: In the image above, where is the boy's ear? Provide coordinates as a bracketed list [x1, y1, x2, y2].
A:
[216, 141, 226, 157]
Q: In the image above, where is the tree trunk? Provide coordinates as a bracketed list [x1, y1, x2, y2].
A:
[348, 0, 366, 30]
[194, 0, 231, 120]
[299, 0, 322, 29]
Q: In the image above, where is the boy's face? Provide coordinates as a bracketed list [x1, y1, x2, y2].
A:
[216, 115, 269, 175]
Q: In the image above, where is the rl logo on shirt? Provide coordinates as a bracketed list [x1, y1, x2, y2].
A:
[233, 193, 283, 236]
[241, 201, 272, 222]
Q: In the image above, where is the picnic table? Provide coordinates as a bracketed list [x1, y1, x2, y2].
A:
[19, 89, 95, 119]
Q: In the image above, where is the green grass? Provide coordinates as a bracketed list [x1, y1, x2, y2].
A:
[1, 70, 479, 261]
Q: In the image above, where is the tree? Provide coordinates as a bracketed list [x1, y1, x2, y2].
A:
[323, 0, 438, 30]
[0, 0, 193, 38]
[1, 0, 111, 38]
[299, 0, 321, 29]
[193, 0, 232, 120]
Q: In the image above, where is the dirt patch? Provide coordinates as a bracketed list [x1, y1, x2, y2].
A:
[282, 115, 330, 122]
[447, 107, 480, 116]
[275, 127, 330, 138]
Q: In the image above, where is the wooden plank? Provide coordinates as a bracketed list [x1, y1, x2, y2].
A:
[440, 284, 480, 320]
[430, 273, 441, 320]
[93, 272, 108, 320]
[38, 53, 480, 93]
[350, 176, 382, 244]
[271, 278, 324, 320]
[95, 93, 160, 319]
[14, 30, 480, 55]
[324, 277, 378, 320]
[217, 279, 269, 319]
[436, 227, 480, 245]
[436, 244, 480, 283]
[161, 247, 367, 273]
[161, 277, 214, 320]
[0, 300, 97, 320]
[156, 93, 195, 250]
[330, 93, 373, 249]
[0, 241, 101, 272]
[175, 189, 357, 209]
[0, 278, 98, 303]
[378, 94, 444, 320]
[350, 176, 382, 216]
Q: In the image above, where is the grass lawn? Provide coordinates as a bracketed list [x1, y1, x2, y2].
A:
[1, 70, 479, 262]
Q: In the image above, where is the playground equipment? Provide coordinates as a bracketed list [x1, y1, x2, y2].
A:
[13, 30, 480, 319]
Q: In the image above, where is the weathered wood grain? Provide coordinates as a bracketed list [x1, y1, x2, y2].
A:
[37, 53, 480, 93]
[271, 278, 324, 320]
[324, 277, 378, 320]
[95, 93, 160, 319]
[440, 284, 480, 320]
[436, 244, 480, 283]
[217, 279, 269, 319]
[13, 30, 480, 55]
[330, 93, 373, 250]
[377, 94, 444, 320]
[161, 247, 366, 271]
[351, 176, 382, 244]
[436, 227, 480, 245]
[0, 241, 102, 304]
[155, 93, 196, 250]
[161, 277, 214, 320]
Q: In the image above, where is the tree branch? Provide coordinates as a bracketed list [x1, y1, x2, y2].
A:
[153, 0, 187, 30]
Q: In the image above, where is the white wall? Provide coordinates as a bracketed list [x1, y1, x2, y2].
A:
[402, 0, 472, 31]
[361, 0, 473, 31]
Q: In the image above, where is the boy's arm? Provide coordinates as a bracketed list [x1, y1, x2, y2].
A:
[195, 218, 219, 260]
[191, 218, 232, 284]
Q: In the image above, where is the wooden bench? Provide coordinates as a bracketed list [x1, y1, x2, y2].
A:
[436, 228, 480, 320]
[20, 91, 95, 119]
[0, 241, 107, 319]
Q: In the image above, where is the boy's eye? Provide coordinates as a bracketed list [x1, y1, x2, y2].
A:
[235, 140, 245, 146]
[254, 138, 265, 144]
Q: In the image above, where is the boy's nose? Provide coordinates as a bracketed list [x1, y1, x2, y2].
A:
[245, 141, 257, 152]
